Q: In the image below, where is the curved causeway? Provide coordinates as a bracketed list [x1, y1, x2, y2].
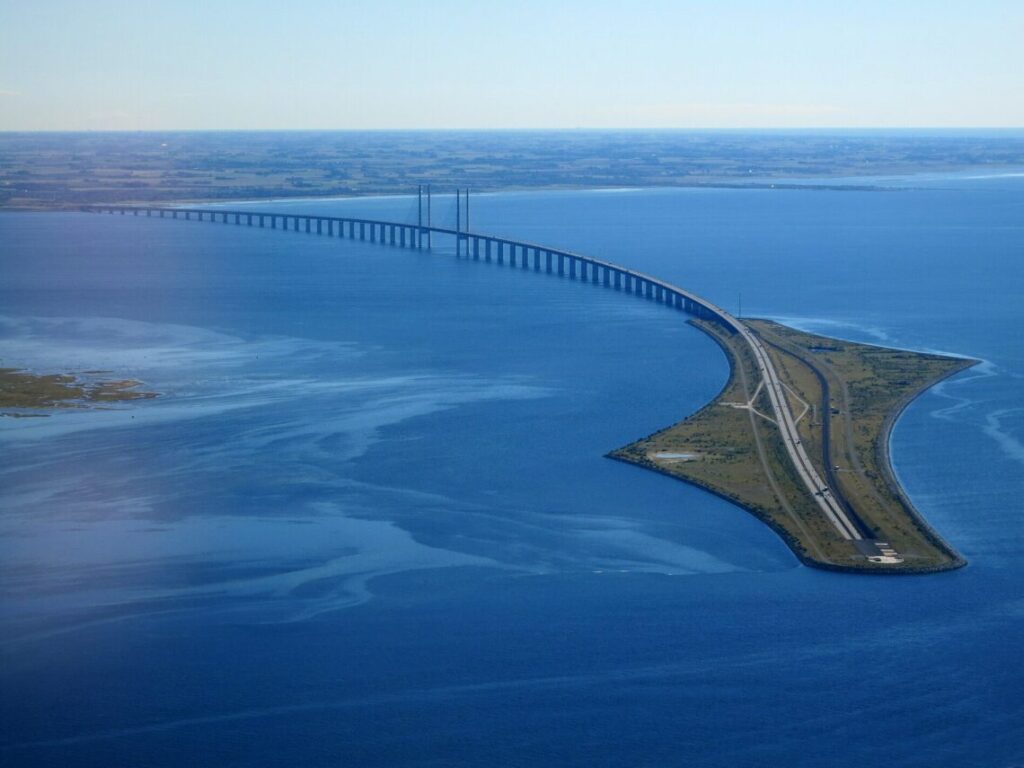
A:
[85, 204, 971, 573]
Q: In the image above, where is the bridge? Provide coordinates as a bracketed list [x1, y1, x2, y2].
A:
[84, 198, 885, 558]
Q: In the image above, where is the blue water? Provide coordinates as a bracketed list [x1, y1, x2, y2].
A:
[2, 173, 1023, 766]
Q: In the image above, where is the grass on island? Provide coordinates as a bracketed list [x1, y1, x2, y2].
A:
[609, 319, 976, 574]
[0, 368, 157, 415]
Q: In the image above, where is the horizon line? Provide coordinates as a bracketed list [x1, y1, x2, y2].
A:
[2, 126, 1023, 135]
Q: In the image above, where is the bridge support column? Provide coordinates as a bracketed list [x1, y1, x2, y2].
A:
[497, 242, 504, 264]
[603, 267, 610, 287]
[146, 209, 151, 217]
[160, 210, 165, 218]
[399, 227, 406, 247]
[578, 261, 586, 281]
[271, 216, 277, 229]
[359, 222, 365, 240]
[473, 238, 480, 260]
[570, 258, 578, 279]
[486, 240, 493, 262]
[546, 251, 553, 274]
[613, 271, 621, 290]
[557, 254, 564, 276]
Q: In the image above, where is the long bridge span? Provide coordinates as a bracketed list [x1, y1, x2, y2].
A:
[85, 202, 877, 554]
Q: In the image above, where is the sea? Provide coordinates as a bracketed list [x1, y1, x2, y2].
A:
[1, 171, 1023, 767]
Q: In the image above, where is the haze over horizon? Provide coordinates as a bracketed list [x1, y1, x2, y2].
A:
[1, 0, 1022, 131]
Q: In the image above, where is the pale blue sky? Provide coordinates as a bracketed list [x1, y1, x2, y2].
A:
[1, 0, 1021, 130]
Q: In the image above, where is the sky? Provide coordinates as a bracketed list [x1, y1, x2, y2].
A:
[0, 0, 1021, 130]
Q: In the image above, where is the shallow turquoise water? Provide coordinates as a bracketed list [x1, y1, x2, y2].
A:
[1, 174, 1023, 766]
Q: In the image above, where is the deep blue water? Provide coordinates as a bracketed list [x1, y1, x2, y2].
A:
[2, 173, 1023, 766]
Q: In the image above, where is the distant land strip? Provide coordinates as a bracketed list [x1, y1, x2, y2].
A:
[3, 130, 1024, 208]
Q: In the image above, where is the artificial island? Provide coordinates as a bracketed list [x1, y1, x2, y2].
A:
[28, 198, 975, 574]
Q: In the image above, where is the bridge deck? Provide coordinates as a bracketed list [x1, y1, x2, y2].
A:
[83, 203, 871, 550]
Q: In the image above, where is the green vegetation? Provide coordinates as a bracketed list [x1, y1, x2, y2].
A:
[610, 319, 975, 573]
[3, 131, 1023, 208]
[0, 368, 157, 414]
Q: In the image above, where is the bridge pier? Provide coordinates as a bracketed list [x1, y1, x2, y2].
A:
[486, 240, 493, 262]
[558, 254, 565, 276]
[359, 222, 365, 240]
[545, 251, 553, 274]
[473, 237, 480, 260]
[496, 242, 504, 265]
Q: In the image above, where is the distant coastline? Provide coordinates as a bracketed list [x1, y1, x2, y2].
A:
[3, 130, 1023, 209]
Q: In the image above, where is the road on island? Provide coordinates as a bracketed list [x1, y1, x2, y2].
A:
[589, 263, 866, 544]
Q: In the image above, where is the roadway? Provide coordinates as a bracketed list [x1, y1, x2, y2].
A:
[89, 204, 890, 554]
